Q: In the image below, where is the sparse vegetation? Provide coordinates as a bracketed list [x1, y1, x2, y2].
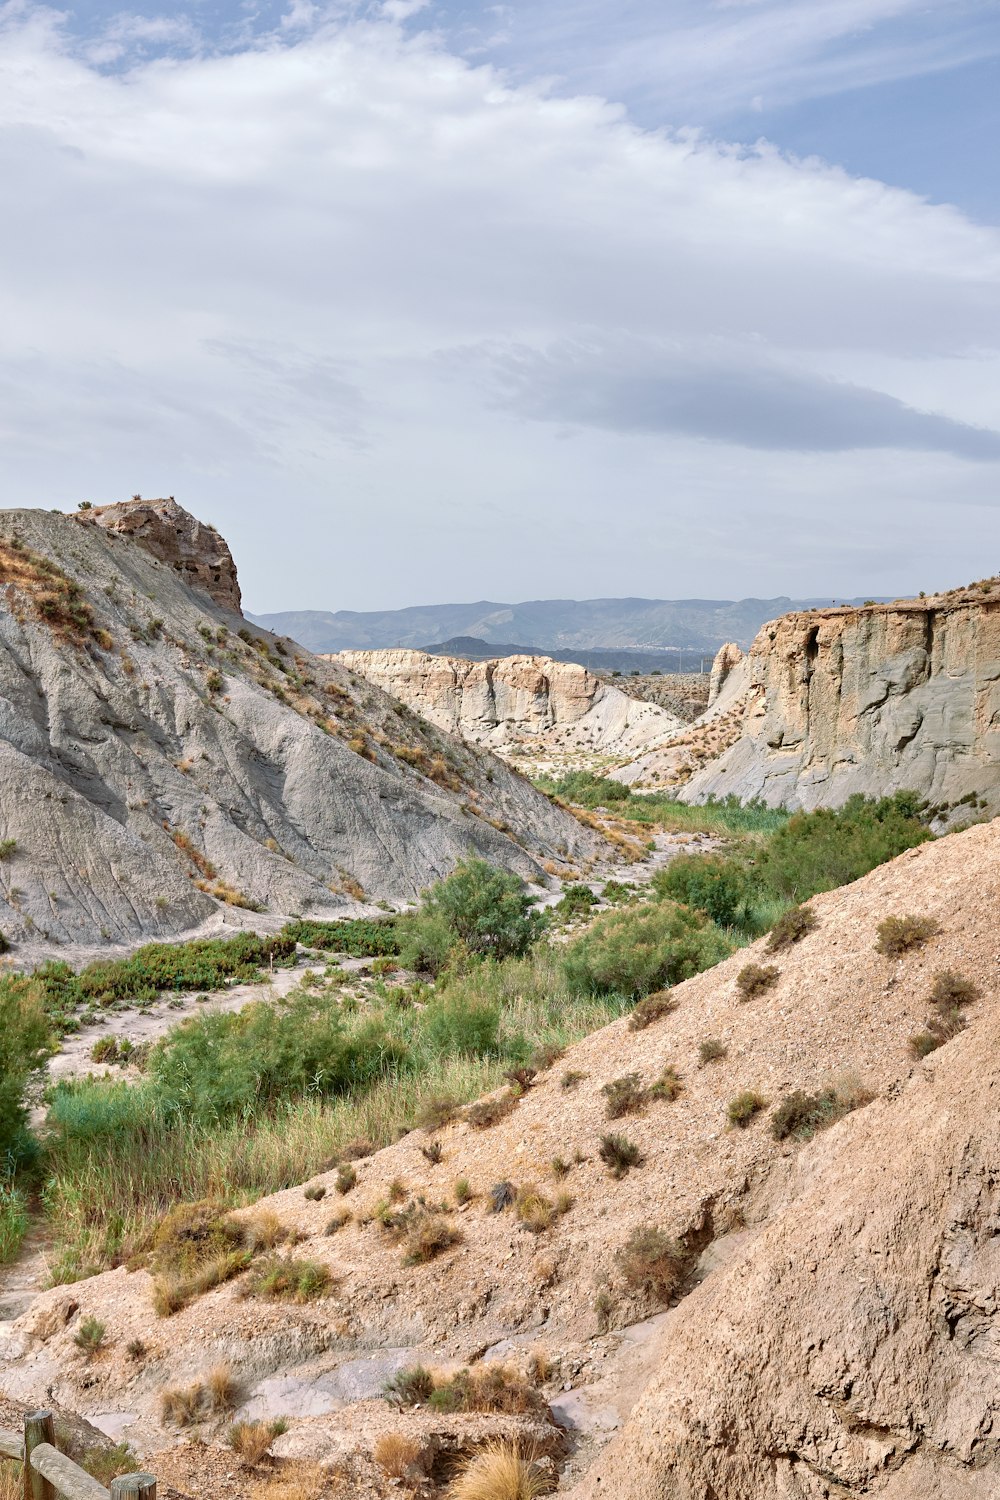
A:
[374, 1432, 426, 1482]
[244, 1255, 333, 1302]
[598, 1132, 644, 1178]
[617, 1225, 687, 1303]
[770, 1083, 873, 1142]
[627, 990, 677, 1030]
[229, 1418, 286, 1467]
[698, 1038, 727, 1065]
[876, 913, 941, 957]
[910, 967, 979, 1056]
[601, 1072, 647, 1119]
[73, 1314, 106, 1355]
[447, 1440, 548, 1500]
[765, 904, 817, 952]
[736, 963, 781, 999]
[727, 1090, 768, 1128]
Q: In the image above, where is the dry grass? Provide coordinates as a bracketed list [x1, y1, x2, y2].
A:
[243, 1255, 333, 1303]
[374, 1432, 426, 1480]
[448, 1441, 549, 1500]
[628, 990, 677, 1031]
[229, 1419, 284, 1466]
[465, 1091, 519, 1129]
[0, 1464, 22, 1500]
[765, 905, 817, 952]
[875, 913, 940, 957]
[206, 1362, 240, 1412]
[735, 963, 780, 1001]
[618, 1224, 687, 1303]
[161, 1364, 240, 1426]
[249, 1462, 330, 1500]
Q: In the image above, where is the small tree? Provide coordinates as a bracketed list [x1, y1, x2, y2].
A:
[400, 860, 543, 974]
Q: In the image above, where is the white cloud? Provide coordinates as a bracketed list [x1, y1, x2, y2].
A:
[0, 2, 997, 611]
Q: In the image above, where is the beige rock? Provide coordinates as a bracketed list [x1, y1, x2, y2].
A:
[74, 496, 242, 611]
[707, 642, 743, 707]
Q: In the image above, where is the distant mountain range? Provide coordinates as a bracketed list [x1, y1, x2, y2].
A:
[249, 595, 892, 656]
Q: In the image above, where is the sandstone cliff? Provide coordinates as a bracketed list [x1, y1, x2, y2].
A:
[664, 589, 1000, 812]
[334, 649, 682, 768]
[0, 505, 600, 950]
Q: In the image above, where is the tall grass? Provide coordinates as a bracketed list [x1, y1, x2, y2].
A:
[535, 772, 788, 838]
[0, 1181, 29, 1264]
[41, 951, 626, 1283]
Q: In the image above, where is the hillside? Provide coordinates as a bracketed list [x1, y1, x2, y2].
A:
[0, 501, 600, 952]
[250, 597, 891, 656]
[333, 649, 683, 775]
[4, 817, 997, 1497]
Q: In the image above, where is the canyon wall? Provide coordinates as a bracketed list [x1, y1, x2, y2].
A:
[678, 591, 1000, 812]
[335, 648, 682, 765]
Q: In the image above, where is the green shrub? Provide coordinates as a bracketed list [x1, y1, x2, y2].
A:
[648, 1065, 683, 1103]
[727, 1090, 768, 1128]
[653, 854, 750, 928]
[73, 1315, 107, 1355]
[421, 994, 502, 1059]
[876, 914, 940, 957]
[397, 860, 543, 975]
[770, 1083, 873, 1141]
[0, 1182, 29, 1265]
[564, 901, 733, 1000]
[0, 976, 51, 1165]
[754, 793, 932, 903]
[282, 918, 399, 957]
[556, 883, 599, 920]
[929, 970, 980, 1010]
[244, 1255, 332, 1302]
[383, 1365, 434, 1407]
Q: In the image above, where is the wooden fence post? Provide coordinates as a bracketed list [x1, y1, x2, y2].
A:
[110, 1477, 156, 1500]
[22, 1412, 56, 1500]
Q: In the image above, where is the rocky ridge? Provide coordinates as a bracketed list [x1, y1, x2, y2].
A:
[0, 503, 600, 951]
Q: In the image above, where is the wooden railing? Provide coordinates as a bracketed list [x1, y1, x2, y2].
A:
[0, 1410, 155, 1499]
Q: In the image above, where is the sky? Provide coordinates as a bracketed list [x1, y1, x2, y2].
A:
[1, 1, 999, 612]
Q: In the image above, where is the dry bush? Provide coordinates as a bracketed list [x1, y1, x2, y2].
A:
[929, 969, 980, 1010]
[628, 991, 677, 1031]
[618, 1225, 687, 1303]
[489, 1181, 517, 1213]
[429, 1364, 543, 1416]
[399, 1206, 463, 1265]
[249, 1462, 329, 1500]
[465, 1092, 519, 1129]
[515, 1186, 555, 1235]
[161, 1381, 205, 1427]
[448, 1441, 549, 1500]
[601, 1073, 646, 1119]
[148, 1199, 255, 1316]
[325, 1209, 352, 1235]
[244, 1255, 333, 1303]
[374, 1432, 426, 1481]
[766, 905, 817, 952]
[206, 1362, 240, 1413]
[335, 1165, 357, 1195]
[875, 913, 940, 956]
[648, 1065, 683, 1103]
[598, 1133, 644, 1179]
[735, 963, 780, 1000]
[560, 1070, 586, 1090]
[415, 1095, 461, 1131]
[698, 1038, 727, 1065]
[0, 1465, 22, 1500]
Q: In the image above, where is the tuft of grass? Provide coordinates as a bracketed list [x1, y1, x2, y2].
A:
[454, 1177, 473, 1205]
[765, 905, 817, 952]
[770, 1084, 873, 1142]
[727, 1090, 768, 1128]
[398, 1206, 463, 1265]
[447, 1440, 548, 1500]
[489, 1181, 516, 1214]
[383, 1364, 435, 1407]
[244, 1255, 333, 1303]
[303, 1183, 325, 1201]
[228, 1418, 285, 1467]
[324, 1208, 352, 1235]
[335, 1164, 357, 1195]
[617, 1225, 687, 1303]
[73, 1314, 106, 1355]
[698, 1038, 727, 1065]
[875, 913, 940, 957]
[560, 1069, 586, 1090]
[735, 963, 780, 1000]
[601, 1073, 646, 1119]
[206, 1362, 240, 1413]
[374, 1432, 426, 1481]
[428, 1365, 543, 1416]
[598, 1132, 644, 1179]
[465, 1091, 518, 1129]
[647, 1065, 683, 1103]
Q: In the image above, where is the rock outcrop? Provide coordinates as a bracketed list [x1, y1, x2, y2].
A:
[0, 505, 600, 950]
[75, 497, 243, 612]
[707, 641, 743, 706]
[673, 588, 1000, 812]
[334, 649, 682, 768]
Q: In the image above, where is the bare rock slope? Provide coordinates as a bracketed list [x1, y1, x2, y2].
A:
[674, 586, 1000, 812]
[0, 503, 599, 949]
[334, 648, 683, 770]
[4, 819, 999, 1496]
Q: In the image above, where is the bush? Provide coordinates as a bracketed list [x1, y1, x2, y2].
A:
[556, 883, 599, 920]
[765, 905, 817, 952]
[876, 914, 941, 957]
[244, 1255, 333, 1302]
[564, 901, 733, 1000]
[753, 792, 932, 902]
[929, 970, 980, 1010]
[648, 1065, 683, 1103]
[598, 1132, 643, 1178]
[397, 860, 543, 976]
[736, 963, 780, 1000]
[383, 1365, 434, 1406]
[464, 1091, 518, 1129]
[282, 918, 398, 957]
[426, 1364, 542, 1416]
[698, 1038, 727, 1065]
[627, 990, 677, 1030]
[73, 1315, 106, 1355]
[601, 1073, 646, 1119]
[727, 1091, 767, 1128]
[617, 1225, 686, 1302]
[653, 854, 750, 928]
[770, 1084, 873, 1141]
[0, 1182, 29, 1265]
[0, 977, 51, 1165]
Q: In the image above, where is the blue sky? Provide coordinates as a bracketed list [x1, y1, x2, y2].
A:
[1, 1, 999, 609]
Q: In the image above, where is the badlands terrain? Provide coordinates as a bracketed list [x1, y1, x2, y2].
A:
[0, 499, 997, 1500]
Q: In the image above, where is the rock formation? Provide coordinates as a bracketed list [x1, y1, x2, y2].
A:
[676, 588, 1000, 812]
[0, 505, 600, 950]
[335, 649, 682, 767]
[707, 641, 743, 706]
[75, 497, 242, 611]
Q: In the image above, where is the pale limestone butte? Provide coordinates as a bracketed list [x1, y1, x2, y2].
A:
[678, 595, 1000, 811]
[334, 648, 682, 762]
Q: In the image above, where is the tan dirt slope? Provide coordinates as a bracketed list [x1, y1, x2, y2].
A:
[2, 819, 999, 1495]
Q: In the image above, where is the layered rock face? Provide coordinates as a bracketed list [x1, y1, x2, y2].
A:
[75, 497, 243, 611]
[679, 593, 1000, 811]
[335, 649, 682, 764]
[0, 506, 599, 949]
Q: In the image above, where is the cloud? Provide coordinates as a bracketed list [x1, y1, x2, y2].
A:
[0, 3, 997, 611]
[467, 338, 1000, 458]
